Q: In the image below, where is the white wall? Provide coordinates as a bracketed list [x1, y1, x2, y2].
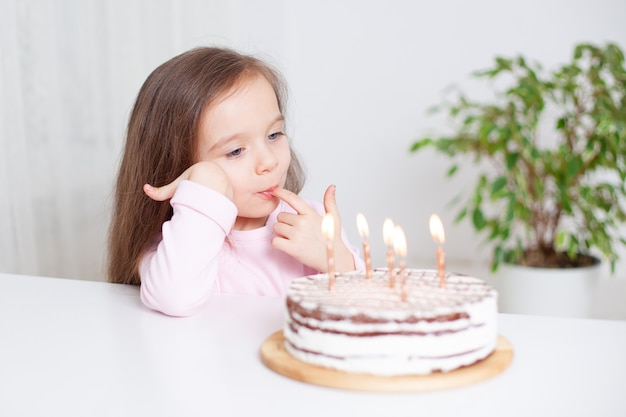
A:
[2, 0, 625, 280]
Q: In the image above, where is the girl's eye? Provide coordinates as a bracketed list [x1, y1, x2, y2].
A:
[268, 131, 284, 141]
[227, 148, 243, 158]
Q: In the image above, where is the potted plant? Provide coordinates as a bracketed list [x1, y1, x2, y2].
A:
[410, 42, 626, 316]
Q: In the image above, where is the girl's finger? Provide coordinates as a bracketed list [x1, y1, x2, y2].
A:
[143, 183, 176, 202]
[323, 185, 338, 217]
[143, 166, 193, 201]
[275, 212, 299, 227]
[271, 187, 313, 215]
[272, 222, 292, 239]
[323, 185, 342, 238]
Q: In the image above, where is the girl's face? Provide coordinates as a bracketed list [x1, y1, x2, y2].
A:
[196, 75, 291, 231]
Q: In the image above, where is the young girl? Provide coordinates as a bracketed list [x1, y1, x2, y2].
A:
[108, 47, 364, 316]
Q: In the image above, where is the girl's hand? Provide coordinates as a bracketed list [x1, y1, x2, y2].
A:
[143, 161, 233, 202]
[271, 185, 355, 273]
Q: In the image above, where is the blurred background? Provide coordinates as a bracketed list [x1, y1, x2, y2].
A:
[2, 0, 625, 282]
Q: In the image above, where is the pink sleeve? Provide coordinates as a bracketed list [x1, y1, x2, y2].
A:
[139, 180, 237, 316]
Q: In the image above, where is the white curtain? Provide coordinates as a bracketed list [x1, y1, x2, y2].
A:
[0, 0, 243, 280]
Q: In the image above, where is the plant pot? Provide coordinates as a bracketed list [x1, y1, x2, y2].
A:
[492, 260, 602, 318]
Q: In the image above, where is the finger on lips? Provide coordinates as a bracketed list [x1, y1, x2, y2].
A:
[271, 188, 311, 214]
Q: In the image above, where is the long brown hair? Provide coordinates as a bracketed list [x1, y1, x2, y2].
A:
[107, 47, 305, 285]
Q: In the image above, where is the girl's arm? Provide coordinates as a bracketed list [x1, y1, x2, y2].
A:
[140, 181, 236, 316]
[140, 162, 235, 317]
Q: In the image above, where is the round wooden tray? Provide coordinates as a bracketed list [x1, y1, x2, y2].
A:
[260, 330, 513, 392]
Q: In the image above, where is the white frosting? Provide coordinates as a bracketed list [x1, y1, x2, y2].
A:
[284, 269, 498, 376]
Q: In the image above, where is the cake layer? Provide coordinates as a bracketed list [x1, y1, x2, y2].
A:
[284, 269, 498, 376]
[284, 336, 497, 376]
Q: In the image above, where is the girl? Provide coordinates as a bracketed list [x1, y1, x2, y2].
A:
[107, 47, 364, 316]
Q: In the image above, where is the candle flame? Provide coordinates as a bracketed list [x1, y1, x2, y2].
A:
[383, 218, 395, 246]
[393, 225, 407, 258]
[356, 212, 369, 239]
[322, 212, 334, 241]
[429, 214, 445, 244]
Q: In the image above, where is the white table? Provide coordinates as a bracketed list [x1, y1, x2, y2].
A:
[1, 273, 625, 417]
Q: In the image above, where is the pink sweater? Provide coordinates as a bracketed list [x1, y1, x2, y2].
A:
[139, 180, 364, 316]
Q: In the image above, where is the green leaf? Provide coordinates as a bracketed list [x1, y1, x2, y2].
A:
[566, 157, 582, 178]
[472, 208, 487, 230]
[446, 164, 459, 177]
[409, 139, 433, 152]
[505, 152, 520, 170]
[555, 230, 567, 247]
[492, 246, 504, 270]
[454, 208, 468, 223]
[496, 57, 513, 71]
[491, 176, 507, 196]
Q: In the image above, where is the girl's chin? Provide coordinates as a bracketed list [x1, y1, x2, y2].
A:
[233, 200, 279, 230]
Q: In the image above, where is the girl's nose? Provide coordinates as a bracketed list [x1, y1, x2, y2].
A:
[256, 144, 279, 175]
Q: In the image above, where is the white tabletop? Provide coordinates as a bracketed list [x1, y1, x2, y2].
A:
[1, 273, 625, 417]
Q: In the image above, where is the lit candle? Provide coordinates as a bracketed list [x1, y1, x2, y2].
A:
[322, 212, 336, 291]
[393, 225, 408, 301]
[383, 218, 396, 287]
[429, 214, 446, 289]
[356, 212, 372, 279]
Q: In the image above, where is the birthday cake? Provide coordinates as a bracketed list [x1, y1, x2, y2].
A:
[283, 269, 498, 376]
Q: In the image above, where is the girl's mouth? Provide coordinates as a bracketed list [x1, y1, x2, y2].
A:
[258, 186, 277, 199]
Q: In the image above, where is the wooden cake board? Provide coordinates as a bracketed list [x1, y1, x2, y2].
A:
[260, 330, 513, 392]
